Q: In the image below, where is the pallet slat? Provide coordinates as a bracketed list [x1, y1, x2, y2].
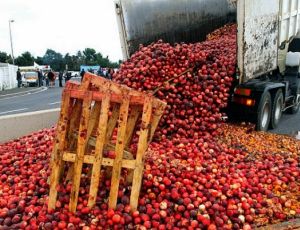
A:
[130, 96, 153, 210]
[88, 94, 110, 207]
[69, 92, 93, 213]
[48, 91, 72, 211]
[62, 152, 136, 169]
[108, 96, 130, 209]
[149, 102, 166, 142]
[72, 132, 133, 160]
[105, 103, 120, 144]
[124, 106, 142, 148]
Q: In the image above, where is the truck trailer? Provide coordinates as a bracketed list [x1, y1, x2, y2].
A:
[114, 0, 300, 131]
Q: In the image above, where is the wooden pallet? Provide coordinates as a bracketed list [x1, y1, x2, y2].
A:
[48, 73, 166, 213]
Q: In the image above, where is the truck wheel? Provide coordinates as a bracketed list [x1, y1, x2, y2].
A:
[256, 91, 272, 131]
[270, 89, 283, 129]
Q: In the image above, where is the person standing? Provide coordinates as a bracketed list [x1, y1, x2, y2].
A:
[102, 68, 107, 77]
[58, 71, 63, 87]
[44, 72, 49, 87]
[80, 69, 85, 82]
[65, 71, 71, 83]
[16, 68, 22, 88]
[47, 70, 55, 88]
[96, 67, 102, 77]
[106, 68, 114, 80]
[37, 69, 43, 87]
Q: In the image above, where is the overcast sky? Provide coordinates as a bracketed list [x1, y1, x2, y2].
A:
[0, 0, 123, 62]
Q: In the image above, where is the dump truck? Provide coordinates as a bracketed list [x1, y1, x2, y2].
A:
[114, 0, 300, 131]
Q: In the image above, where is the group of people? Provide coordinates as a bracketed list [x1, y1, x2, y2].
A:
[37, 70, 56, 88]
[16, 68, 56, 88]
[35, 70, 71, 88]
[16, 67, 115, 89]
[39, 70, 56, 88]
[80, 67, 115, 82]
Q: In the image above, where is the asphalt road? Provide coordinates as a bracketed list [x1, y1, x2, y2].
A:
[269, 110, 300, 136]
[0, 79, 299, 136]
[0, 80, 64, 116]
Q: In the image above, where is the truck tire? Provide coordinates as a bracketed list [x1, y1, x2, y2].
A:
[270, 89, 283, 129]
[256, 91, 272, 131]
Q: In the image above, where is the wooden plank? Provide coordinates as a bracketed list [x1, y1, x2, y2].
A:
[65, 81, 80, 90]
[81, 72, 167, 108]
[50, 82, 80, 183]
[105, 103, 120, 144]
[72, 133, 133, 160]
[48, 90, 71, 211]
[69, 92, 93, 213]
[63, 152, 135, 169]
[108, 96, 130, 209]
[63, 152, 94, 164]
[88, 94, 110, 207]
[64, 99, 83, 182]
[79, 73, 92, 90]
[68, 75, 92, 142]
[123, 106, 141, 184]
[69, 90, 145, 105]
[86, 79, 110, 139]
[86, 102, 101, 138]
[89, 72, 150, 99]
[68, 101, 83, 139]
[130, 96, 153, 210]
[64, 76, 92, 182]
[149, 102, 166, 142]
[124, 106, 142, 148]
[124, 106, 141, 183]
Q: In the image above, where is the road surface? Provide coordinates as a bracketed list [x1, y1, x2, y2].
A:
[0, 79, 299, 136]
[269, 110, 300, 136]
[0, 81, 63, 116]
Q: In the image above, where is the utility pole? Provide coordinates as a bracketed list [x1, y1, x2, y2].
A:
[9, 19, 15, 65]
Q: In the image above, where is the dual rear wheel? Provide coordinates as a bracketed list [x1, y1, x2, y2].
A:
[256, 89, 283, 131]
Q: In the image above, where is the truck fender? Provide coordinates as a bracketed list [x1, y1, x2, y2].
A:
[239, 81, 286, 104]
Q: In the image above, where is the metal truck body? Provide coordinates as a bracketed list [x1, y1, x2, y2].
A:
[114, 0, 236, 59]
[114, 0, 300, 131]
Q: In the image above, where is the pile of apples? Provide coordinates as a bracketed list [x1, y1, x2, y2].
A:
[0, 24, 299, 229]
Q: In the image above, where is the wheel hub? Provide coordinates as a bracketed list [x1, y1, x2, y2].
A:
[262, 102, 270, 128]
[275, 97, 282, 121]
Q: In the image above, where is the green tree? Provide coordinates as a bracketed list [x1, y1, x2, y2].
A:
[0, 48, 120, 69]
[15, 51, 35, 66]
[83, 48, 97, 65]
[64, 53, 79, 71]
[6, 55, 13, 64]
[35, 56, 44, 65]
[42, 49, 64, 71]
[0, 52, 9, 63]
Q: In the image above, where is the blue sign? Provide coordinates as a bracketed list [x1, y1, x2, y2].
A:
[80, 65, 100, 73]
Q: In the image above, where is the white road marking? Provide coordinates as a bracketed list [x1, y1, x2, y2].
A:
[0, 108, 28, 115]
[49, 101, 61, 105]
[0, 87, 47, 97]
[0, 87, 48, 101]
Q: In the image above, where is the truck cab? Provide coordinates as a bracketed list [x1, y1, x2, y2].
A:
[285, 35, 300, 114]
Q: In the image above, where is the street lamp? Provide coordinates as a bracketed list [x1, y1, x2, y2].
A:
[9, 19, 15, 65]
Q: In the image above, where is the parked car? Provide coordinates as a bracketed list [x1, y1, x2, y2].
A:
[23, 71, 38, 87]
[70, 71, 79, 78]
